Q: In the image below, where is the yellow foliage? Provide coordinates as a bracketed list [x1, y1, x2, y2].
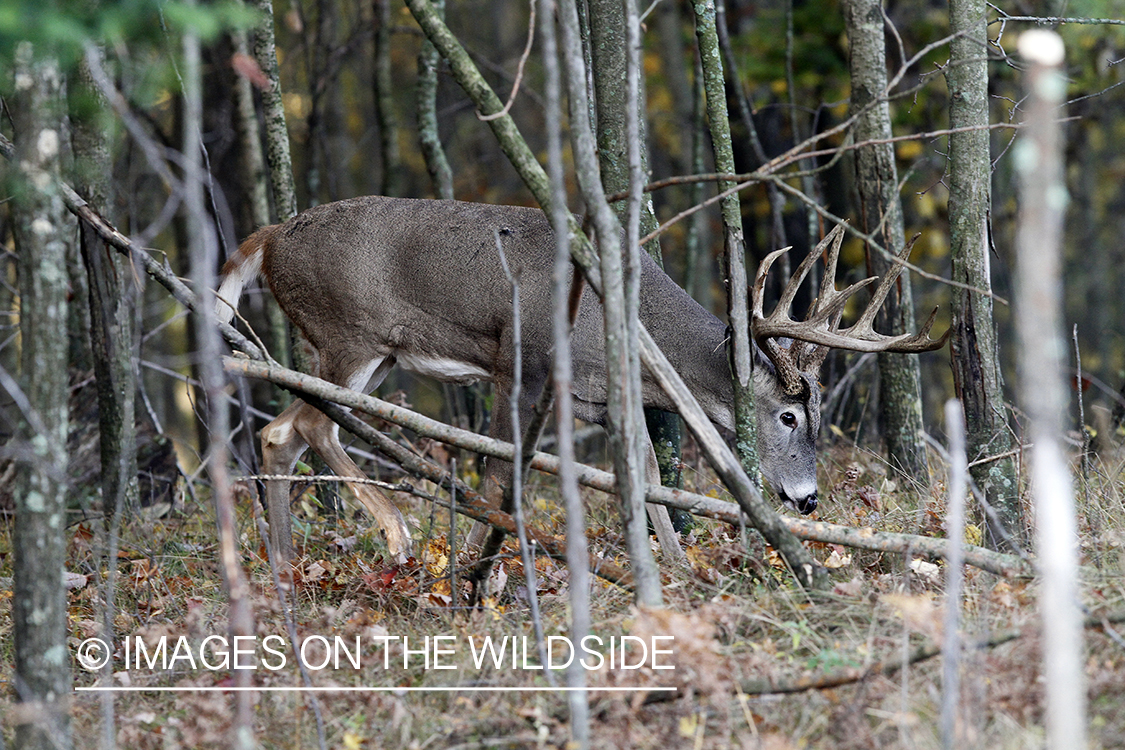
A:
[423, 539, 448, 577]
[896, 139, 924, 161]
[282, 92, 310, 120]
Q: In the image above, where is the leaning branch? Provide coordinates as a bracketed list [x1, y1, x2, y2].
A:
[224, 356, 1033, 579]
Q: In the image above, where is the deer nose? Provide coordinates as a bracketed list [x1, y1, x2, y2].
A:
[797, 494, 818, 514]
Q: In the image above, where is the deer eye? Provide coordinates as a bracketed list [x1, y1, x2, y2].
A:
[780, 412, 798, 428]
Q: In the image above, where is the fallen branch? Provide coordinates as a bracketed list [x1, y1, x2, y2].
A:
[224, 356, 1034, 578]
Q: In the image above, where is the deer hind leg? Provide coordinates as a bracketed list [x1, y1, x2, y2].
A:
[644, 437, 686, 563]
[260, 399, 311, 562]
[261, 355, 411, 563]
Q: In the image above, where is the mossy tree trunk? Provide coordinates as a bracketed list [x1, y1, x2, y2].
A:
[586, 0, 684, 498]
[946, 0, 1022, 548]
[843, 0, 930, 484]
[11, 44, 74, 750]
[418, 0, 453, 200]
[692, 0, 759, 481]
[251, 0, 298, 223]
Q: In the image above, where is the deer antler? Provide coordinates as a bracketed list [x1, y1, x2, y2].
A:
[751, 223, 949, 395]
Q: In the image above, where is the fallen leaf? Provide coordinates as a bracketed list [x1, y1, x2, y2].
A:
[823, 548, 852, 569]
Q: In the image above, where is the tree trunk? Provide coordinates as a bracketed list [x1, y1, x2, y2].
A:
[418, 0, 453, 199]
[586, 0, 684, 506]
[1014, 30, 1086, 750]
[692, 0, 759, 480]
[842, 0, 930, 483]
[946, 0, 1022, 548]
[71, 49, 141, 528]
[251, 0, 298, 223]
[561, 0, 663, 605]
[11, 46, 73, 750]
[538, 0, 590, 740]
[306, 0, 350, 204]
[374, 0, 402, 197]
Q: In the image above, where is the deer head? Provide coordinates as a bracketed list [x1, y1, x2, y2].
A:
[749, 223, 949, 513]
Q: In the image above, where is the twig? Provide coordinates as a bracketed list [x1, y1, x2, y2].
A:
[986, 8, 1125, 27]
[494, 236, 554, 685]
[449, 458, 458, 608]
[1074, 325, 1091, 509]
[477, 0, 537, 121]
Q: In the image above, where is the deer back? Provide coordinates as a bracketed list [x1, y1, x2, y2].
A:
[260, 197, 559, 385]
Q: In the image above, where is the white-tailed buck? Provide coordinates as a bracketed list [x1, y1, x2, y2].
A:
[217, 196, 946, 561]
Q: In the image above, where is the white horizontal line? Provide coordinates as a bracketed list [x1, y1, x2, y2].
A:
[76, 686, 676, 693]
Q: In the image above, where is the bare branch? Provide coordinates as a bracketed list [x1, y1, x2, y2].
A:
[224, 356, 1033, 579]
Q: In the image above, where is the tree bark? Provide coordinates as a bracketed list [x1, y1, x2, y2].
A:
[374, 0, 402, 197]
[10, 45, 73, 750]
[692, 0, 759, 481]
[842, 0, 930, 483]
[586, 0, 684, 509]
[251, 0, 298, 223]
[560, 0, 663, 605]
[946, 0, 1022, 548]
[417, 0, 453, 199]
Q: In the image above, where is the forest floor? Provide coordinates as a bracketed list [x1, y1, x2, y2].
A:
[2, 438, 1124, 749]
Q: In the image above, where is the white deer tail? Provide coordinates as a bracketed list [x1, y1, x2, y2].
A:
[216, 227, 273, 326]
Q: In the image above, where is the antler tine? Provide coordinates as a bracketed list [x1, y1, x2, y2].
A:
[816, 223, 848, 309]
[852, 237, 916, 334]
[776, 233, 829, 315]
[885, 305, 952, 352]
[752, 246, 791, 320]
